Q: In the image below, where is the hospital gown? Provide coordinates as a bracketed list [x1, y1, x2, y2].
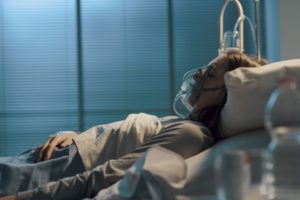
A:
[1, 113, 214, 200]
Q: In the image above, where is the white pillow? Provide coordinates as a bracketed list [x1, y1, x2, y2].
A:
[219, 59, 300, 138]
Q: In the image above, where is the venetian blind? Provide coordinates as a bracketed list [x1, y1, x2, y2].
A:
[0, 0, 78, 156]
[0, 0, 266, 156]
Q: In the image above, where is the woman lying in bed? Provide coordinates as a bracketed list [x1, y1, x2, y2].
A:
[0, 51, 267, 200]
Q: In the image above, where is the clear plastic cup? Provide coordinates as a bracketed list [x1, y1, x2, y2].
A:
[215, 150, 250, 200]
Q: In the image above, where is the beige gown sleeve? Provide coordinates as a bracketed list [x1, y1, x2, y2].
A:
[73, 113, 162, 170]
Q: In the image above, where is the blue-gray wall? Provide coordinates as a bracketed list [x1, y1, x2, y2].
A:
[0, 0, 276, 156]
[279, 0, 300, 60]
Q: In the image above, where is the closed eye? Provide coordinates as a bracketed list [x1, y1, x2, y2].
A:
[207, 70, 215, 78]
[207, 73, 214, 78]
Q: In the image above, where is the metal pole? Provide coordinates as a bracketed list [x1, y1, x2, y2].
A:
[76, 0, 85, 132]
[255, 0, 261, 61]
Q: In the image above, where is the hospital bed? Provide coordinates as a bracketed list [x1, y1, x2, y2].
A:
[90, 0, 300, 198]
[94, 58, 300, 199]
[3, 0, 294, 199]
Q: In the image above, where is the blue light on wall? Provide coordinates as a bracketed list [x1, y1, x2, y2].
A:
[0, 0, 275, 156]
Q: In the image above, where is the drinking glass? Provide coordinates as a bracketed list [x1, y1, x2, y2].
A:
[215, 150, 250, 200]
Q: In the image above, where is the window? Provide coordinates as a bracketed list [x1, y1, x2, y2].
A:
[81, 0, 171, 128]
[0, 0, 269, 156]
[0, 0, 78, 155]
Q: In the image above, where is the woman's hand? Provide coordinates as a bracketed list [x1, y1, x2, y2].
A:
[35, 131, 78, 162]
[0, 195, 17, 200]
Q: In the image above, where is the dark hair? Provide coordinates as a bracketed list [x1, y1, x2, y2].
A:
[226, 50, 268, 70]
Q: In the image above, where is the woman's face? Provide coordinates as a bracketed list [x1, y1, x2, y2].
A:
[188, 52, 264, 113]
[189, 54, 230, 112]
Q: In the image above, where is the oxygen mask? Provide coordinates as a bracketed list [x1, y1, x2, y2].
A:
[173, 67, 198, 118]
[173, 65, 225, 118]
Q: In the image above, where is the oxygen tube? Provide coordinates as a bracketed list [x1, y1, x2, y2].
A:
[219, 0, 245, 55]
[233, 15, 261, 62]
[219, 0, 261, 60]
